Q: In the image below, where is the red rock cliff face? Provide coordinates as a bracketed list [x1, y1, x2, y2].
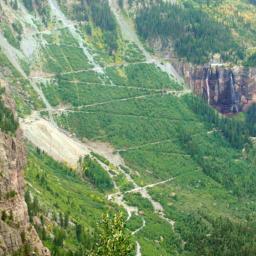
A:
[175, 62, 256, 113]
[0, 101, 50, 255]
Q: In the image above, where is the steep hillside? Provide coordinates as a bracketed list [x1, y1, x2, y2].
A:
[0, 0, 256, 256]
[129, 0, 256, 65]
[126, 0, 256, 113]
[0, 90, 49, 256]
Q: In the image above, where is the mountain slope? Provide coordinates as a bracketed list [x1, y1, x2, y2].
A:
[129, 0, 256, 65]
[0, 0, 256, 255]
[0, 91, 49, 256]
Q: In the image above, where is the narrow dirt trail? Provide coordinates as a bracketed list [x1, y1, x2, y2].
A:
[132, 218, 146, 235]
[48, 93, 160, 115]
[30, 59, 149, 79]
[109, 0, 183, 83]
[107, 165, 176, 256]
[0, 2, 180, 254]
[45, 88, 191, 117]
[135, 242, 142, 256]
[125, 178, 174, 194]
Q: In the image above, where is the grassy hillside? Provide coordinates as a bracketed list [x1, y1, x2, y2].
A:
[25, 147, 121, 255]
[56, 91, 256, 255]
[24, 1, 256, 254]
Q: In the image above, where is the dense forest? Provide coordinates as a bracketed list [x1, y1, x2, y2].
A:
[246, 103, 256, 136]
[135, 1, 243, 64]
[186, 95, 249, 149]
[82, 155, 114, 191]
[178, 211, 256, 256]
[183, 95, 256, 197]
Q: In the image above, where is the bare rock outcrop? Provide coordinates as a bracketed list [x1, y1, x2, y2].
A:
[179, 64, 256, 112]
[0, 99, 50, 256]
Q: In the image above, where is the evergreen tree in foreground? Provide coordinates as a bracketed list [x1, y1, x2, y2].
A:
[90, 213, 134, 256]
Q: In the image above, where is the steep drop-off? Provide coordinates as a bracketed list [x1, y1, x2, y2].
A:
[0, 95, 49, 256]
[180, 64, 256, 113]
[1, 0, 256, 255]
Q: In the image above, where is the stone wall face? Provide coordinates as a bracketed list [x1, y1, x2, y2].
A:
[0, 97, 50, 256]
[177, 63, 256, 112]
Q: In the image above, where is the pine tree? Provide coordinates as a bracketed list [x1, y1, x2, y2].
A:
[89, 213, 133, 256]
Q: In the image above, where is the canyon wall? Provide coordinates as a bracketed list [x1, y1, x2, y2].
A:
[0, 97, 50, 256]
[174, 61, 256, 113]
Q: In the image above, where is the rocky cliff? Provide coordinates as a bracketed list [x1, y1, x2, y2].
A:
[178, 63, 256, 113]
[0, 96, 50, 256]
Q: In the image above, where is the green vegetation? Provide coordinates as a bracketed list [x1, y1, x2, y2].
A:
[136, 1, 242, 64]
[123, 42, 145, 63]
[106, 63, 181, 90]
[25, 147, 133, 255]
[246, 103, 256, 136]
[60, 0, 118, 54]
[124, 192, 182, 255]
[1, 23, 20, 49]
[133, 0, 256, 65]
[3, 0, 255, 254]
[42, 44, 92, 74]
[56, 88, 256, 254]
[176, 212, 256, 256]
[43, 28, 79, 47]
[89, 213, 134, 256]
[186, 95, 249, 149]
[114, 173, 134, 192]
[0, 49, 44, 116]
[0, 89, 18, 134]
[82, 155, 114, 191]
[23, 0, 50, 25]
[124, 193, 153, 211]
[32, 16, 256, 251]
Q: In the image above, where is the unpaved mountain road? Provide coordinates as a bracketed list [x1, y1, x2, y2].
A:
[1, 1, 180, 254]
